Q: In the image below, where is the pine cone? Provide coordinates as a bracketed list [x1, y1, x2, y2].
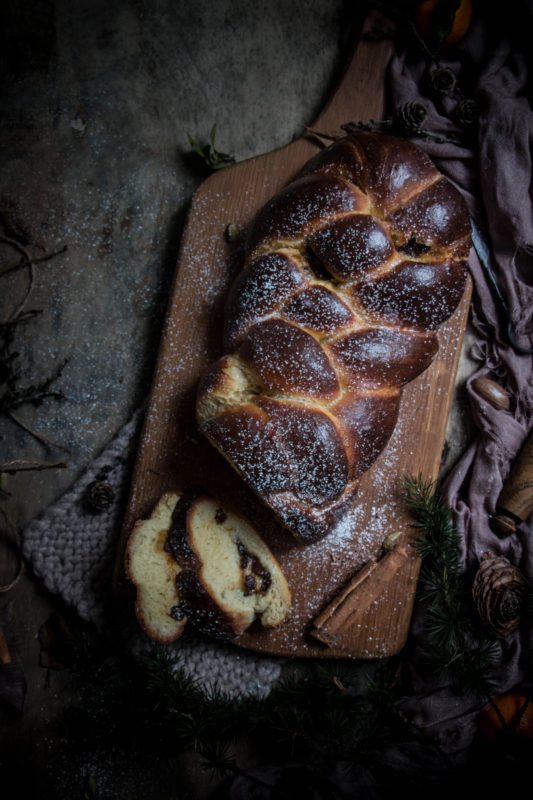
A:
[84, 480, 114, 512]
[426, 67, 457, 97]
[393, 101, 427, 135]
[454, 97, 479, 128]
[472, 552, 528, 638]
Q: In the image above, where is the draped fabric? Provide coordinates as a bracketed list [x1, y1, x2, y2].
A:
[386, 0, 533, 753]
[230, 4, 533, 795]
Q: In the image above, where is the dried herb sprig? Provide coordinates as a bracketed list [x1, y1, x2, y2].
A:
[188, 124, 236, 172]
[341, 103, 463, 145]
[403, 474, 499, 695]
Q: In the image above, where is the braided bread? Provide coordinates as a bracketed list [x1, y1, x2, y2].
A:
[196, 132, 471, 544]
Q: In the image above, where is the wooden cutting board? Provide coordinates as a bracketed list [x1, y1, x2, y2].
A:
[115, 9, 472, 659]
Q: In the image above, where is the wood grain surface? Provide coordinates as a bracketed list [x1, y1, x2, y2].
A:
[115, 10, 472, 659]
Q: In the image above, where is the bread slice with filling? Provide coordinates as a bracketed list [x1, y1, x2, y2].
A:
[125, 492, 187, 643]
[167, 492, 291, 640]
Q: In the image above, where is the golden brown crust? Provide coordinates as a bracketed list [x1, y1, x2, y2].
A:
[196, 132, 472, 543]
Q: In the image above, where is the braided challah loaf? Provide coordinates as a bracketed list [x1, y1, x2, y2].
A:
[196, 132, 471, 544]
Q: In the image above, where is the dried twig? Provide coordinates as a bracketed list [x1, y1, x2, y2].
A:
[0, 243, 67, 279]
[3, 409, 72, 471]
[0, 226, 70, 476]
[0, 507, 24, 594]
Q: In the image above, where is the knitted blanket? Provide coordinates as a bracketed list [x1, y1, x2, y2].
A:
[22, 408, 284, 699]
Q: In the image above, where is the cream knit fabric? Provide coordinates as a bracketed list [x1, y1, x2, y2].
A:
[22, 409, 285, 698]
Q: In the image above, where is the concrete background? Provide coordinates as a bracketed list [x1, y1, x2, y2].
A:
[1, 0, 359, 526]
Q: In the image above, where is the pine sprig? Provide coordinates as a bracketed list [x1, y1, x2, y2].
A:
[197, 739, 238, 781]
[35, 471, 514, 795]
[40, 611, 483, 797]
[403, 474, 499, 693]
[142, 645, 204, 706]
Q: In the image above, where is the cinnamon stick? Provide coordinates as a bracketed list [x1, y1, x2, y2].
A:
[310, 539, 412, 649]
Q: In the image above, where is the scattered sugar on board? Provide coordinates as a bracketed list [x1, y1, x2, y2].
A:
[267, 379, 433, 652]
[278, 490, 402, 619]
[140, 187, 253, 435]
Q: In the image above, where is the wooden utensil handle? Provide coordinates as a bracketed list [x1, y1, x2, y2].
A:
[492, 428, 533, 536]
[0, 628, 11, 666]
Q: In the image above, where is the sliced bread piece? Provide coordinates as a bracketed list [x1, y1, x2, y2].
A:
[125, 492, 187, 643]
[166, 492, 291, 640]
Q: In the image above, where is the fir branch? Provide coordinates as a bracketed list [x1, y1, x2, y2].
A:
[142, 645, 202, 704]
[41, 617, 466, 797]
[197, 739, 238, 781]
[403, 474, 499, 694]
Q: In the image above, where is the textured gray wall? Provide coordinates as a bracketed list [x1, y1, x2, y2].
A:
[1, 0, 359, 526]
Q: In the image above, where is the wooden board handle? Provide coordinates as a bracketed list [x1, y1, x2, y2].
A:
[312, 9, 395, 134]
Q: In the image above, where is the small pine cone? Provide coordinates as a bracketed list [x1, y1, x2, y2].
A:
[426, 67, 457, 97]
[84, 480, 114, 512]
[472, 552, 528, 638]
[393, 101, 427, 135]
[454, 97, 479, 128]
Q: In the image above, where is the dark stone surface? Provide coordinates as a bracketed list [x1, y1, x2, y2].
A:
[0, 0, 355, 527]
[0, 2, 359, 797]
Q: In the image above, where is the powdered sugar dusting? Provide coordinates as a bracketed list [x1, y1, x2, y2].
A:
[125, 132, 469, 658]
